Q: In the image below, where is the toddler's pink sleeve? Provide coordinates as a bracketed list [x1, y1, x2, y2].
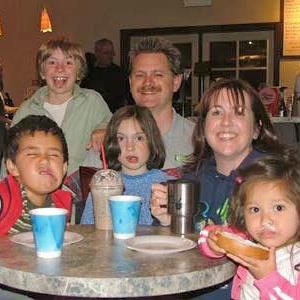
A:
[198, 225, 248, 258]
[255, 271, 300, 300]
[198, 225, 225, 258]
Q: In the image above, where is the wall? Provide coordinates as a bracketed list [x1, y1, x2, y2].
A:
[1, 0, 294, 104]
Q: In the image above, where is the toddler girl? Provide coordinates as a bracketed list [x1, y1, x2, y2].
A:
[81, 105, 173, 225]
[199, 154, 300, 299]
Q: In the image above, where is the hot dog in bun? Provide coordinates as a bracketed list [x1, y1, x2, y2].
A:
[215, 231, 269, 260]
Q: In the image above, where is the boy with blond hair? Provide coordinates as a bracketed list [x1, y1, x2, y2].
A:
[12, 37, 111, 175]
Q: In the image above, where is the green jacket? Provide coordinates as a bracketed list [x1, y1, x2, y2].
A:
[13, 85, 112, 174]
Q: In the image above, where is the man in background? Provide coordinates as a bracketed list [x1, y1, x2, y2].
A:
[128, 37, 195, 169]
[81, 39, 127, 112]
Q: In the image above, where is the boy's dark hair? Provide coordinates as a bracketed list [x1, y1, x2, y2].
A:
[5, 115, 68, 163]
[104, 105, 165, 170]
[230, 152, 300, 243]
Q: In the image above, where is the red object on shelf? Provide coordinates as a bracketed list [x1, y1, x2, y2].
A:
[259, 87, 280, 116]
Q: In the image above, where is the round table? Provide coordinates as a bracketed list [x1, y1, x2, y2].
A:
[0, 225, 236, 298]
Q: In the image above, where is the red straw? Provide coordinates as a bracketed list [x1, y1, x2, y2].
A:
[100, 143, 108, 169]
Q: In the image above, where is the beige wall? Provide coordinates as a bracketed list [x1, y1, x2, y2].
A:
[280, 60, 300, 97]
[0, 0, 291, 104]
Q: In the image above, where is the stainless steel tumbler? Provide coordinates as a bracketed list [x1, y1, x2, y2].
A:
[167, 179, 198, 235]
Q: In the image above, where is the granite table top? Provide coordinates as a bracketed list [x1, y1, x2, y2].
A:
[0, 225, 236, 298]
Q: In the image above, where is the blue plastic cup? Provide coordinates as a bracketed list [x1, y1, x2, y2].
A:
[109, 195, 141, 239]
[30, 208, 67, 258]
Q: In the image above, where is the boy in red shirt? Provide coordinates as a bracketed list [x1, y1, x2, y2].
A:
[0, 115, 72, 235]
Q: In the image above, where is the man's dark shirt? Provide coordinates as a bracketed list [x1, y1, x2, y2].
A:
[0, 92, 14, 119]
[0, 97, 5, 117]
[81, 63, 127, 113]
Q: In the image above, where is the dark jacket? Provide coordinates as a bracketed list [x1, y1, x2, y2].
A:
[81, 63, 126, 113]
[184, 149, 266, 228]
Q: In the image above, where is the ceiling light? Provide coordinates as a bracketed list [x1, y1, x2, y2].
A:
[40, 7, 52, 33]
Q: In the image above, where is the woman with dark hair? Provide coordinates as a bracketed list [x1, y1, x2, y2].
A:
[184, 79, 283, 174]
[151, 78, 289, 299]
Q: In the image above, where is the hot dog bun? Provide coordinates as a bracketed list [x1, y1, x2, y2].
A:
[215, 231, 269, 260]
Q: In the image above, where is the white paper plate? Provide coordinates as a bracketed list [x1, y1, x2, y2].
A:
[9, 231, 84, 248]
[126, 235, 196, 254]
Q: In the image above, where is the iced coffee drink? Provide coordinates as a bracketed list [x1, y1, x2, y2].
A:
[90, 169, 123, 230]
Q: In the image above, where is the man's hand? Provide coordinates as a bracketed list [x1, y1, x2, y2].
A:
[86, 129, 106, 152]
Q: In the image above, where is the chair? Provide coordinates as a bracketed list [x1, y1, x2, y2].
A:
[64, 169, 93, 224]
[79, 166, 99, 202]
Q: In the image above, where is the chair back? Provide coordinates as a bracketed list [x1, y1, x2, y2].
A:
[79, 166, 99, 201]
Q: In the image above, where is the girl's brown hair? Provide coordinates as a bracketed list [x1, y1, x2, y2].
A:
[183, 78, 284, 173]
[230, 153, 300, 243]
[104, 105, 166, 171]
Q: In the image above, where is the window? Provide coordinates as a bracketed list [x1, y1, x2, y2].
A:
[203, 31, 274, 89]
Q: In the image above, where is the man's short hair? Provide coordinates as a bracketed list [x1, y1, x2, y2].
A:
[95, 38, 114, 48]
[5, 115, 69, 163]
[128, 37, 182, 75]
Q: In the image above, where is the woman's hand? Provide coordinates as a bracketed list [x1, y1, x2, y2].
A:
[86, 129, 106, 152]
[226, 247, 276, 280]
[151, 183, 171, 226]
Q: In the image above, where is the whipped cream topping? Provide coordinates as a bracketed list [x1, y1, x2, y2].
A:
[91, 169, 123, 187]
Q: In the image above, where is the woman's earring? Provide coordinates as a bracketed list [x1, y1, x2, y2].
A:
[253, 122, 261, 140]
[253, 132, 259, 140]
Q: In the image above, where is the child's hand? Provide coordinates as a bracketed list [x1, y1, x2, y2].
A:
[87, 128, 106, 151]
[151, 183, 170, 226]
[207, 229, 226, 255]
[226, 247, 276, 280]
